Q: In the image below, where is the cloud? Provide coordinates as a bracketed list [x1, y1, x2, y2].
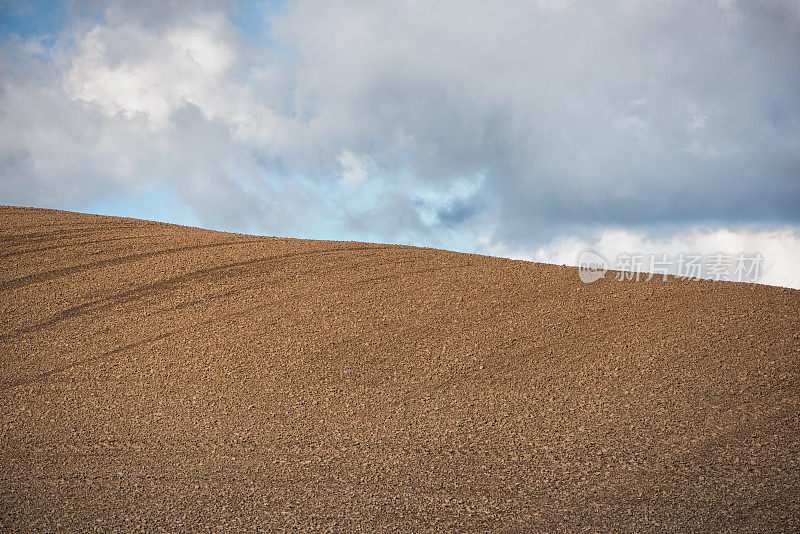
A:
[479, 226, 800, 289]
[337, 149, 371, 186]
[0, 0, 799, 285]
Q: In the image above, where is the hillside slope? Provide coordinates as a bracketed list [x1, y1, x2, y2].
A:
[1, 206, 799, 531]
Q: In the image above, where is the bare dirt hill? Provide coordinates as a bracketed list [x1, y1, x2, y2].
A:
[1, 206, 799, 532]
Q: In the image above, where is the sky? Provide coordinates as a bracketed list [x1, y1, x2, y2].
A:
[1, 0, 799, 287]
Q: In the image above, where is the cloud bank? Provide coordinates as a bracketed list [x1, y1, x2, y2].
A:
[1, 0, 799, 285]
[483, 226, 800, 288]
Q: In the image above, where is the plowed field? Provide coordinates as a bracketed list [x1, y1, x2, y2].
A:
[2, 206, 799, 531]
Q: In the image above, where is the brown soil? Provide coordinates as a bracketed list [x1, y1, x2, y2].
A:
[1, 205, 799, 532]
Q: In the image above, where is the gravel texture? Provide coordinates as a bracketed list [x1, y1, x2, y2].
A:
[1, 206, 799, 532]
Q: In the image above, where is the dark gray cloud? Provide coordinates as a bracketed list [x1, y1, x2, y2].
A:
[272, 0, 800, 244]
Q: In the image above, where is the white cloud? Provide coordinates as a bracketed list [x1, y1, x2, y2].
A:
[337, 149, 371, 186]
[62, 9, 284, 142]
[478, 227, 800, 289]
[687, 113, 708, 131]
